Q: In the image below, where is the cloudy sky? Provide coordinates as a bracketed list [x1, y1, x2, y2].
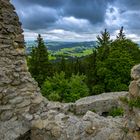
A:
[11, 0, 140, 42]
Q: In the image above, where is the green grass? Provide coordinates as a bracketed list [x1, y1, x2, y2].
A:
[108, 107, 124, 117]
[120, 97, 140, 108]
[61, 47, 76, 52]
[49, 55, 56, 60]
[90, 109, 96, 113]
[48, 47, 94, 60]
[82, 49, 93, 55]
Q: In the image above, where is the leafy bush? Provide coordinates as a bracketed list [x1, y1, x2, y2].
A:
[96, 49, 134, 92]
[92, 85, 105, 95]
[41, 72, 89, 102]
[108, 107, 124, 117]
[28, 34, 52, 87]
[48, 92, 61, 101]
[128, 97, 140, 108]
[120, 97, 140, 108]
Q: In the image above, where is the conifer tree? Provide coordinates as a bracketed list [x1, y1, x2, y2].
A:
[74, 58, 81, 74]
[28, 34, 52, 87]
[116, 26, 126, 40]
[86, 49, 97, 89]
[96, 29, 112, 60]
[60, 56, 66, 72]
[97, 29, 111, 47]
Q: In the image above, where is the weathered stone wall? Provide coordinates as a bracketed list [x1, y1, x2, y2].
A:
[0, 0, 140, 140]
[0, 0, 43, 122]
[124, 64, 140, 140]
[75, 91, 127, 115]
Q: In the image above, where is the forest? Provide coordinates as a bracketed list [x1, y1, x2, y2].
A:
[27, 27, 140, 103]
[26, 41, 96, 60]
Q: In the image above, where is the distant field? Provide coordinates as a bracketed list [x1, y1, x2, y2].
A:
[26, 41, 96, 60]
[49, 47, 93, 60]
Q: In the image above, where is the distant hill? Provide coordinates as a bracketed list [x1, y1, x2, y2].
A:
[46, 41, 96, 51]
[25, 41, 96, 53]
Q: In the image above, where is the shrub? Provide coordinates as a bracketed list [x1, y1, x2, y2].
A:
[41, 72, 89, 102]
[92, 85, 105, 95]
[120, 97, 140, 108]
[128, 97, 140, 108]
[108, 107, 124, 117]
[48, 92, 61, 101]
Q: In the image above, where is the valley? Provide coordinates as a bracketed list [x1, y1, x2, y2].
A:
[26, 41, 96, 60]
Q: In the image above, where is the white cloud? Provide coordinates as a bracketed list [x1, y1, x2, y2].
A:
[23, 29, 97, 42]
[105, 5, 127, 29]
[54, 16, 93, 33]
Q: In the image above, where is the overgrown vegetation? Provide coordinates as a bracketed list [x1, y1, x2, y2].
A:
[27, 34, 53, 87]
[120, 97, 140, 108]
[41, 72, 89, 102]
[108, 107, 124, 117]
[27, 27, 140, 102]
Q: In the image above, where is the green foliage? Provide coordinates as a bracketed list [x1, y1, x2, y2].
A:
[27, 34, 53, 87]
[90, 109, 96, 113]
[48, 92, 61, 101]
[100, 49, 134, 92]
[49, 46, 93, 60]
[41, 72, 89, 102]
[119, 96, 128, 103]
[116, 26, 126, 40]
[92, 85, 105, 95]
[121, 127, 129, 134]
[27, 27, 140, 101]
[52, 28, 140, 96]
[128, 98, 140, 108]
[120, 97, 140, 108]
[67, 74, 89, 102]
[111, 39, 140, 64]
[91, 28, 138, 93]
[97, 29, 112, 48]
[108, 107, 124, 117]
[96, 29, 112, 61]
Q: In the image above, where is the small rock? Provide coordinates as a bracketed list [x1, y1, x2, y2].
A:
[31, 94, 42, 104]
[51, 126, 61, 138]
[34, 115, 40, 120]
[9, 96, 23, 104]
[129, 81, 140, 97]
[85, 124, 96, 135]
[32, 119, 48, 129]
[16, 99, 30, 108]
[25, 114, 33, 121]
[0, 110, 13, 121]
[131, 64, 140, 80]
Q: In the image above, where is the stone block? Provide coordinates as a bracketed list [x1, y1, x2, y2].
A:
[0, 110, 13, 121]
[129, 81, 140, 97]
[131, 64, 140, 80]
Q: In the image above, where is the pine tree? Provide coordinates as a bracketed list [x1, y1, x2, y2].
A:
[116, 26, 126, 40]
[60, 56, 66, 72]
[96, 29, 112, 60]
[74, 58, 81, 74]
[28, 34, 52, 87]
[97, 29, 112, 47]
[86, 50, 97, 89]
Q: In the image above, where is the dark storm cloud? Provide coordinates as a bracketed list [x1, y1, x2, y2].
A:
[11, 0, 113, 31]
[116, 0, 140, 10]
[113, 0, 140, 31]
[64, 0, 111, 24]
[122, 12, 140, 30]
[10, 0, 140, 41]
[19, 6, 58, 30]
[11, 0, 66, 8]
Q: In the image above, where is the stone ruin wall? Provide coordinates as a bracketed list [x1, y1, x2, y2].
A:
[125, 65, 140, 139]
[0, 0, 140, 140]
[0, 0, 43, 121]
